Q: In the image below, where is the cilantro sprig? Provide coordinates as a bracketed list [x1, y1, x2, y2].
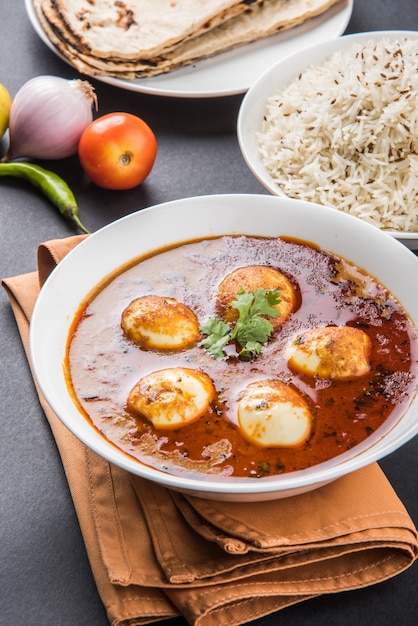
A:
[199, 317, 232, 359]
[200, 288, 282, 360]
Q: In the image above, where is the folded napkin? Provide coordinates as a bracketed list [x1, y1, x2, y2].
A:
[2, 235, 418, 626]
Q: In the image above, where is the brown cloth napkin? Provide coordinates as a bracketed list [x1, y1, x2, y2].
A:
[2, 235, 418, 626]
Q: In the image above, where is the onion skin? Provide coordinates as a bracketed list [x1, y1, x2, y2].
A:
[5, 76, 97, 161]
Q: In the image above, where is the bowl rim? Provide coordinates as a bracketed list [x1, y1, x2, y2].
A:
[29, 193, 418, 497]
[237, 29, 418, 249]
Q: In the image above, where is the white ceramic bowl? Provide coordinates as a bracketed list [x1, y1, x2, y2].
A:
[237, 31, 418, 250]
[30, 194, 418, 501]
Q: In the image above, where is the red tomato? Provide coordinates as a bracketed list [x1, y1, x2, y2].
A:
[78, 112, 157, 190]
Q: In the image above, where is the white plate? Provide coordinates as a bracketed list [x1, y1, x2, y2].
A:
[25, 0, 353, 98]
[237, 30, 418, 249]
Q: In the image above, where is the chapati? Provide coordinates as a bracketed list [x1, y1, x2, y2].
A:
[32, 0, 346, 79]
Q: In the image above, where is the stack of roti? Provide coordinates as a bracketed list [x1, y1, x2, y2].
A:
[33, 0, 344, 79]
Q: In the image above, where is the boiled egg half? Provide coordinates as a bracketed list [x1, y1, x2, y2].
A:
[237, 380, 312, 448]
[216, 265, 297, 328]
[288, 326, 372, 380]
[121, 295, 200, 351]
[127, 367, 216, 430]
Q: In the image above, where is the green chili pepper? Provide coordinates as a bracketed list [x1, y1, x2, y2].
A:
[0, 161, 90, 234]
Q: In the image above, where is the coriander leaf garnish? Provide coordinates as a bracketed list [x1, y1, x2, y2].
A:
[238, 340, 264, 359]
[199, 317, 231, 359]
[200, 288, 282, 360]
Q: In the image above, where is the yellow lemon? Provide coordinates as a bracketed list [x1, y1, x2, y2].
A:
[0, 83, 12, 139]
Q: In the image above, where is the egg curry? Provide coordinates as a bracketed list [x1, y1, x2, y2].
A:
[65, 236, 417, 479]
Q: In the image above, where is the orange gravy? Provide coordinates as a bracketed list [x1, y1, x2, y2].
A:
[66, 236, 418, 479]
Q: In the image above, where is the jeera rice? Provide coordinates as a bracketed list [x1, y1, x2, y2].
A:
[257, 37, 418, 232]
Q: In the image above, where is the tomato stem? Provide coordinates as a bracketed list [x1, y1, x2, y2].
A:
[119, 152, 132, 166]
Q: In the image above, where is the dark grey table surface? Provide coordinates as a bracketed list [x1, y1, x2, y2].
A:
[1, 2, 418, 625]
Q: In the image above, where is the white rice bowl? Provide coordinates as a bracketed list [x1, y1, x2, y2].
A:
[238, 31, 418, 249]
